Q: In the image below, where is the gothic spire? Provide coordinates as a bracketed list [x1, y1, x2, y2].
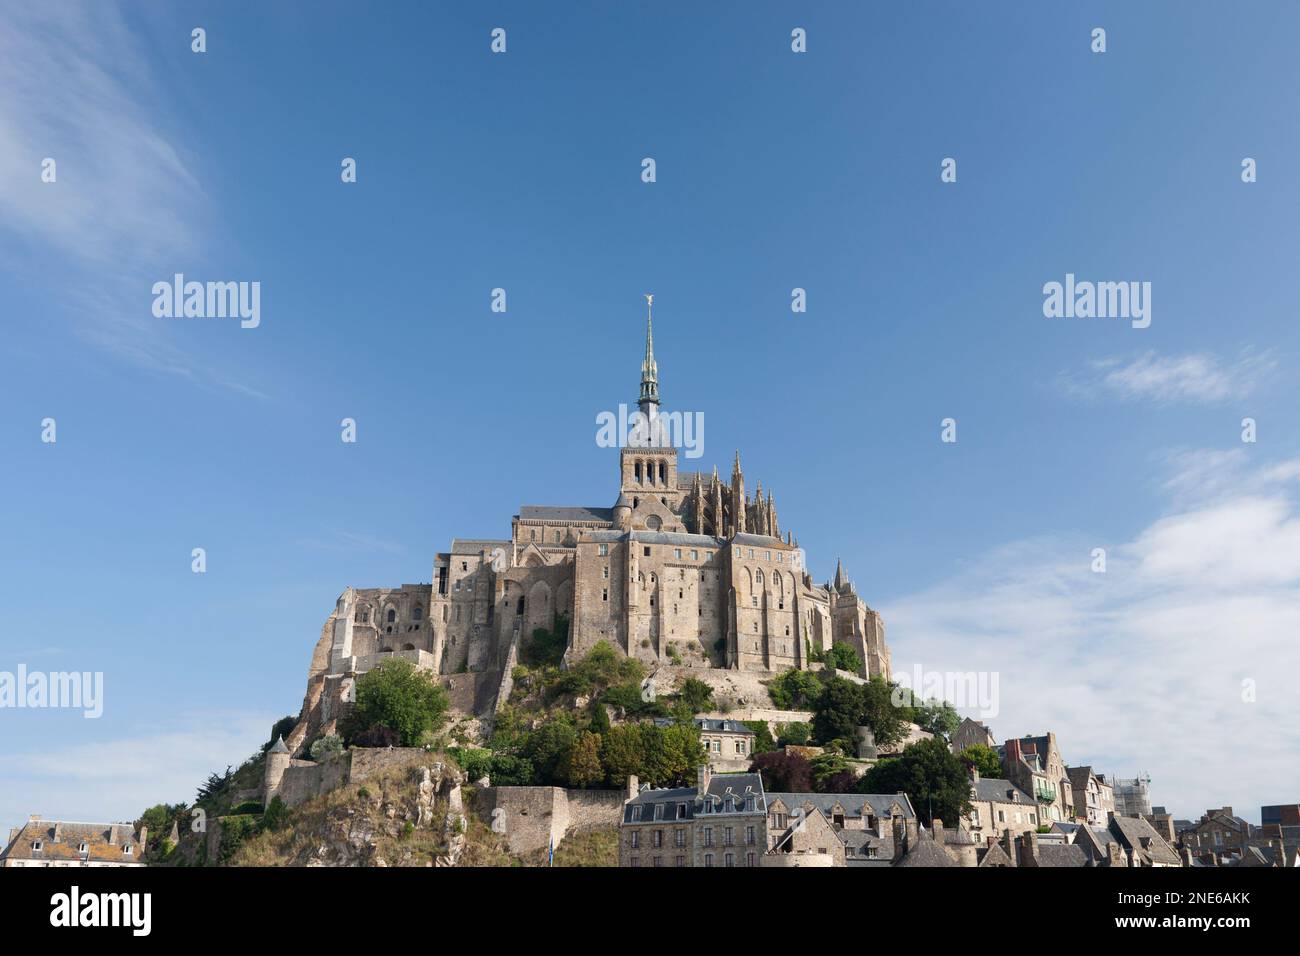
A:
[638, 293, 660, 415]
[834, 558, 847, 591]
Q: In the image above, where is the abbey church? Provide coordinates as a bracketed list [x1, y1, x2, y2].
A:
[295, 302, 890, 741]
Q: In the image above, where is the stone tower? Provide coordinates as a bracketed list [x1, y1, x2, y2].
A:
[263, 735, 292, 806]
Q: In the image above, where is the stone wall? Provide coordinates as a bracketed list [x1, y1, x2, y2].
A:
[472, 786, 624, 856]
[275, 748, 432, 808]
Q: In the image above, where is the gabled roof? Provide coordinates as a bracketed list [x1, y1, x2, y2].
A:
[1, 819, 145, 865]
[979, 842, 1013, 867]
[518, 506, 614, 523]
[767, 792, 916, 821]
[1110, 815, 1182, 866]
[973, 777, 1032, 804]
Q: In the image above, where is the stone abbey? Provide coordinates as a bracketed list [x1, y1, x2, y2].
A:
[295, 300, 891, 741]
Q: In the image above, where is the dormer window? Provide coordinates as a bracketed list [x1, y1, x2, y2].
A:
[123, 845, 133, 856]
[31, 840, 42, 852]
[79, 842, 89, 854]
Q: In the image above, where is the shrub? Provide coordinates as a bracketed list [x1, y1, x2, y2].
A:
[310, 734, 344, 761]
[341, 657, 449, 747]
[677, 677, 714, 714]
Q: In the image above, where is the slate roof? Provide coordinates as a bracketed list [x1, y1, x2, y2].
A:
[652, 717, 754, 735]
[1110, 815, 1182, 866]
[973, 777, 1032, 804]
[840, 828, 895, 866]
[895, 830, 955, 867]
[450, 538, 511, 554]
[767, 792, 916, 821]
[732, 533, 786, 547]
[1, 820, 145, 865]
[623, 773, 766, 824]
[979, 842, 1014, 867]
[584, 530, 724, 546]
[1036, 843, 1092, 867]
[518, 506, 614, 523]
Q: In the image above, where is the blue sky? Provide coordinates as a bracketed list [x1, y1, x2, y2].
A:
[2, 2, 1297, 827]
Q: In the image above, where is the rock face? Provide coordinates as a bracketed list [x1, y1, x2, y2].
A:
[282, 760, 465, 867]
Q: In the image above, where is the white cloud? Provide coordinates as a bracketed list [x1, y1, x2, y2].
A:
[0, 711, 275, 829]
[0, 3, 265, 399]
[882, 452, 1300, 823]
[1058, 350, 1276, 405]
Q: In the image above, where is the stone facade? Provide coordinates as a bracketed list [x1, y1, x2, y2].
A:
[1065, 765, 1115, 826]
[290, 305, 891, 749]
[1002, 733, 1073, 824]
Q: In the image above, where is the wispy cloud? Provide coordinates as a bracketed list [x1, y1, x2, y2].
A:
[0, 3, 266, 399]
[883, 451, 1300, 822]
[0, 710, 275, 828]
[1057, 350, 1276, 405]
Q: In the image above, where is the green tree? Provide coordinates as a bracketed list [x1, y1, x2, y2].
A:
[824, 642, 863, 674]
[776, 721, 812, 747]
[341, 658, 449, 747]
[860, 676, 908, 748]
[589, 699, 612, 737]
[599, 724, 647, 786]
[558, 731, 604, 788]
[912, 697, 961, 741]
[958, 743, 1003, 779]
[522, 717, 578, 784]
[766, 668, 824, 710]
[742, 720, 776, 755]
[644, 722, 705, 788]
[677, 677, 715, 714]
[811, 676, 862, 746]
[858, 737, 972, 827]
[263, 715, 297, 753]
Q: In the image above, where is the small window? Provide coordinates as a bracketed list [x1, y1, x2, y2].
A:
[644, 546, 651, 556]
[413, 606, 422, 620]
[691, 550, 698, 560]
[387, 609, 396, 623]
[31, 841, 42, 852]
[675, 548, 682, 559]
[599, 544, 609, 556]
[602, 588, 608, 602]
[602, 566, 609, 579]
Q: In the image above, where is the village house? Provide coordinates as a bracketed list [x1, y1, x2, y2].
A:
[1, 815, 148, 868]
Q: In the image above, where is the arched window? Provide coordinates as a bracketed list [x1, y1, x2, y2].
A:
[756, 569, 764, 586]
[387, 608, 396, 623]
[517, 596, 526, 615]
[659, 461, 666, 484]
[413, 606, 423, 620]
[402, 643, 416, 651]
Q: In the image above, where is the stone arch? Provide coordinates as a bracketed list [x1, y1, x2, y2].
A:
[556, 578, 574, 618]
[526, 580, 554, 635]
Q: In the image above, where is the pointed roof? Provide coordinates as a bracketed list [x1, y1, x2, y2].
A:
[269, 735, 289, 755]
[638, 294, 659, 408]
[833, 559, 847, 591]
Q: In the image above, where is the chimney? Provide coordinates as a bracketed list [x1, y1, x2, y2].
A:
[969, 766, 980, 784]
[107, 825, 118, 846]
[52, 822, 63, 843]
[1180, 847, 1194, 867]
[891, 815, 907, 862]
[1002, 829, 1017, 867]
[1019, 830, 1040, 866]
[626, 775, 639, 801]
[933, 818, 945, 844]
[138, 826, 148, 848]
[697, 764, 711, 794]
[7, 827, 17, 848]
[28, 814, 41, 823]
